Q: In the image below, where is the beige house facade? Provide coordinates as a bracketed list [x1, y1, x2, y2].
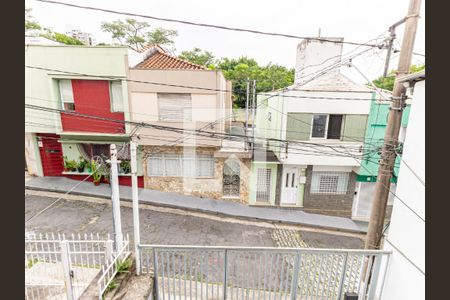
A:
[127, 45, 251, 202]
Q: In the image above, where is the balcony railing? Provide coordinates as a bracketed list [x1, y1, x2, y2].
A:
[139, 245, 390, 300]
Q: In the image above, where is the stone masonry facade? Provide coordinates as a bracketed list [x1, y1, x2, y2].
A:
[142, 146, 251, 204]
[302, 165, 357, 218]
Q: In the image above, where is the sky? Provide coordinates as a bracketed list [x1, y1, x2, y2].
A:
[25, 0, 425, 83]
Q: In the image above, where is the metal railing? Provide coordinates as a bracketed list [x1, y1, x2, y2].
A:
[97, 240, 131, 300]
[139, 245, 390, 300]
[25, 233, 116, 300]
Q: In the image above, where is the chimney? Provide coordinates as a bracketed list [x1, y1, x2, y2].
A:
[294, 37, 344, 85]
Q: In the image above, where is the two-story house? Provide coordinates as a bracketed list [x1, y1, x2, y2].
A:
[250, 38, 377, 217]
[352, 91, 411, 220]
[127, 45, 252, 202]
[25, 44, 144, 186]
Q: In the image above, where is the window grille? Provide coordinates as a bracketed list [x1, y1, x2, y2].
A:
[158, 93, 192, 121]
[146, 153, 214, 177]
[256, 168, 272, 202]
[223, 160, 240, 197]
[310, 171, 350, 194]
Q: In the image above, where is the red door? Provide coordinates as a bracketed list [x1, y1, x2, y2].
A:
[38, 134, 64, 176]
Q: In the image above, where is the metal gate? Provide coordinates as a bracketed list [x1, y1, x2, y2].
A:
[25, 233, 114, 300]
[139, 245, 391, 300]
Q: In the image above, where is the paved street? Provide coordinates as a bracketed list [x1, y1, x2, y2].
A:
[25, 192, 364, 249]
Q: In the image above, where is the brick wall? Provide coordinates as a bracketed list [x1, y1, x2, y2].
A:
[303, 165, 357, 217]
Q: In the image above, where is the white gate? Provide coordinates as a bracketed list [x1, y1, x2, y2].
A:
[25, 233, 116, 300]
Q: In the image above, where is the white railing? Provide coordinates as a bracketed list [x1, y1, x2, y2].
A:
[97, 240, 131, 300]
[139, 245, 391, 300]
[25, 233, 121, 300]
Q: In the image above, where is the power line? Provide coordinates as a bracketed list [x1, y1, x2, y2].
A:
[34, 0, 385, 48]
[26, 105, 377, 159]
[25, 65, 379, 101]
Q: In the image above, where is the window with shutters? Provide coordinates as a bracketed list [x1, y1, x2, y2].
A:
[110, 81, 124, 112]
[310, 171, 350, 194]
[146, 153, 214, 177]
[59, 80, 75, 111]
[158, 93, 192, 122]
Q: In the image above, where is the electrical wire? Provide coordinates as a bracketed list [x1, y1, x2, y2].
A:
[34, 0, 385, 48]
[25, 66, 378, 102]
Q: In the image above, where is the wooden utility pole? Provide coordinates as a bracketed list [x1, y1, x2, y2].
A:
[365, 0, 422, 249]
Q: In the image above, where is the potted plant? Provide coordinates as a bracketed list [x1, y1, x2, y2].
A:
[77, 156, 87, 173]
[85, 160, 92, 173]
[120, 160, 131, 174]
[69, 160, 77, 172]
[63, 156, 70, 172]
[91, 160, 102, 186]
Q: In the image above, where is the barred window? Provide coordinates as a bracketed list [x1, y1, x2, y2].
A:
[146, 153, 214, 177]
[256, 168, 272, 202]
[310, 171, 350, 194]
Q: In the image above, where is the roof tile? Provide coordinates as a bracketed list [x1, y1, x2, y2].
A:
[135, 46, 206, 70]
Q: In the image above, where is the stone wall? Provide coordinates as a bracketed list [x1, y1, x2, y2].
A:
[302, 165, 357, 218]
[142, 146, 250, 204]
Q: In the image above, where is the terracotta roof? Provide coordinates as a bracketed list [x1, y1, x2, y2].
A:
[135, 44, 165, 53]
[135, 45, 206, 70]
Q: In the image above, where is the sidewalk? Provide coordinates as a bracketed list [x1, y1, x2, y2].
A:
[25, 176, 367, 233]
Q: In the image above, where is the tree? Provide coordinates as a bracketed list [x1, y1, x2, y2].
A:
[41, 31, 84, 45]
[179, 48, 216, 67]
[373, 64, 425, 91]
[101, 18, 177, 51]
[25, 7, 41, 31]
[147, 27, 178, 48]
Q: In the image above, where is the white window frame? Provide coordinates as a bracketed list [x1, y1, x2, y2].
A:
[59, 79, 75, 111]
[146, 153, 214, 178]
[310, 114, 329, 139]
[110, 81, 124, 112]
[310, 171, 350, 195]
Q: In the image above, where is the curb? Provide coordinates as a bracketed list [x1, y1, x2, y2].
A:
[25, 186, 367, 235]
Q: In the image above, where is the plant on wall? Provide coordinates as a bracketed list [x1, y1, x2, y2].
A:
[120, 160, 131, 174]
[77, 156, 88, 173]
[91, 160, 102, 186]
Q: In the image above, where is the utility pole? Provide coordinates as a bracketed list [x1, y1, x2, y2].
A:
[109, 144, 124, 252]
[245, 78, 250, 150]
[251, 80, 256, 154]
[365, 0, 422, 250]
[130, 137, 141, 274]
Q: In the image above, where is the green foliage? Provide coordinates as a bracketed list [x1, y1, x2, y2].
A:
[216, 57, 295, 108]
[25, 7, 41, 30]
[147, 27, 178, 48]
[41, 31, 84, 45]
[120, 160, 131, 174]
[77, 156, 88, 172]
[372, 64, 425, 91]
[179, 48, 216, 67]
[63, 156, 78, 171]
[179, 50, 295, 108]
[105, 279, 118, 293]
[91, 160, 102, 182]
[117, 258, 133, 274]
[27, 258, 39, 268]
[101, 18, 177, 51]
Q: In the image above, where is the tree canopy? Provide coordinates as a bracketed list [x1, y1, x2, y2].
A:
[101, 18, 177, 51]
[179, 48, 216, 68]
[25, 7, 83, 45]
[372, 64, 425, 91]
[179, 51, 295, 108]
